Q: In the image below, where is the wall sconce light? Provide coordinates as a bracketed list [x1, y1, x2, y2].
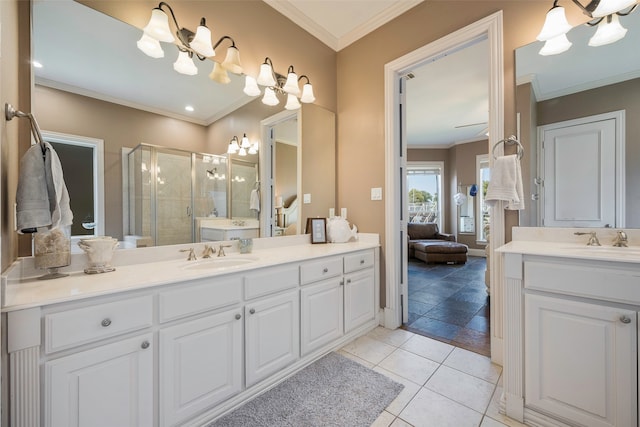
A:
[227, 134, 259, 156]
[137, 2, 243, 80]
[537, 0, 637, 55]
[243, 58, 316, 109]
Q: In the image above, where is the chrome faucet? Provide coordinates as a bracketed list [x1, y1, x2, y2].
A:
[613, 230, 628, 247]
[180, 248, 197, 260]
[201, 244, 216, 258]
[574, 231, 601, 246]
[218, 244, 232, 257]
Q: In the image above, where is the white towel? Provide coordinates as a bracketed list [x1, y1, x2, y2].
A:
[16, 142, 73, 233]
[485, 154, 524, 211]
[250, 188, 260, 212]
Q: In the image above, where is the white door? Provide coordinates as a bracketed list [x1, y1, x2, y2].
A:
[539, 112, 623, 227]
[45, 334, 153, 427]
[300, 278, 344, 356]
[525, 294, 637, 427]
[245, 290, 299, 387]
[344, 269, 376, 333]
[160, 309, 242, 427]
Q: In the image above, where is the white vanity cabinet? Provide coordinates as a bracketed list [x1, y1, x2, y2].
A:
[502, 252, 640, 427]
[344, 251, 376, 333]
[45, 333, 154, 427]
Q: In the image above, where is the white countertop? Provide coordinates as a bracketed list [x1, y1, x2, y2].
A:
[497, 227, 640, 264]
[201, 225, 259, 231]
[2, 234, 379, 312]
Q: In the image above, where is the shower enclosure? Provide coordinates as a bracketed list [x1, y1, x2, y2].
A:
[128, 144, 233, 246]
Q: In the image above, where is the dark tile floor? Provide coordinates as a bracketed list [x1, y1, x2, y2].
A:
[403, 256, 490, 356]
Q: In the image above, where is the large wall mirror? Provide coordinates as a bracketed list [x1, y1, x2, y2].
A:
[30, 0, 336, 248]
[516, 10, 640, 229]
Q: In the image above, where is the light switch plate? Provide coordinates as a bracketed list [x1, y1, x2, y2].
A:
[303, 193, 311, 204]
[371, 187, 382, 200]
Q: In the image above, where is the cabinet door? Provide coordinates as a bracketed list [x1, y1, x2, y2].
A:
[301, 278, 344, 356]
[525, 294, 637, 427]
[160, 309, 243, 427]
[45, 334, 153, 427]
[344, 269, 375, 333]
[245, 291, 299, 387]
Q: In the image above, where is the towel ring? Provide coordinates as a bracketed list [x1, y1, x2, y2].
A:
[492, 135, 524, 160]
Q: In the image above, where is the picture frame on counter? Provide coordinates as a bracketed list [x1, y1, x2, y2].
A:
[307, 218, 327, 244]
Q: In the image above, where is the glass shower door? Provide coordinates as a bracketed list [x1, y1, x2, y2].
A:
[155, 148, 193, 246]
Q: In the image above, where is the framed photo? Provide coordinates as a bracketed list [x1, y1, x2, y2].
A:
[307, 218, 327, 244]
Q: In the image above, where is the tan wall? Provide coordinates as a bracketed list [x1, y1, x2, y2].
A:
[536, 78, 640, 228]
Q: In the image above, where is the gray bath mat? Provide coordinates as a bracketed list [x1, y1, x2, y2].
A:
[209, 352, 403, 427]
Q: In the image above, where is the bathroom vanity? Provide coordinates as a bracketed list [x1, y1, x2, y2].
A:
[1, 234, 380, 427]
[498, 227, 640, 427]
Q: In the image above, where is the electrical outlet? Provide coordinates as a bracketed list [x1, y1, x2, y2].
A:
[329, 208, 335, 218]
[341, 208, 347, 219]
[303, 193, 311, 204]
[371, 187, 382, 200]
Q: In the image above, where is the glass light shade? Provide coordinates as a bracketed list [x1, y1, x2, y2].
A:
[209, 62, 231, 84]
[591, 0, 637, 17]
[537, 6, 572, 41]
[243, 76, 261, 97]
[137, 33, 164, 58]
[248, 143, 258, 155]
[283, 72, 301, 96]
[238, 147, 247, 156]
[190, 25, 215, 57]
[173, 51, 198, 75]
[241, 134, 251, 148]
[227, 137, 239, 153]
[221, 46, 243, 74]
[539, 33, 573, 55]
[285, 93, 301, 110]
[262, 87, 280, 106]
[143, 8, 175, 43]
[300, 83, 316, 103]
[589, 14, 628, 46]
[257, 63, 277, 87]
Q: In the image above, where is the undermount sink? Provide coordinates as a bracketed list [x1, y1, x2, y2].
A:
[182, 256, 259, 270]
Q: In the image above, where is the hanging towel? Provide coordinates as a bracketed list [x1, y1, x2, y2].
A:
[250, 188, 260, 212]
[16, 142, 73, 233]
[485, 154, 524, 211]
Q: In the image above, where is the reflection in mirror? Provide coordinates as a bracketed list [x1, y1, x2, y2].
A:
[516, 10, 640, 229]
[272, 116, 299, 236]
[457, 185, 475, 234]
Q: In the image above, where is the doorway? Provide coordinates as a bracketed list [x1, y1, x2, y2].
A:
[384, 12, 505, 363]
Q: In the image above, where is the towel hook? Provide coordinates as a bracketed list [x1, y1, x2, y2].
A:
[492, 135, 524, 160]
[5, 103, 47, 156]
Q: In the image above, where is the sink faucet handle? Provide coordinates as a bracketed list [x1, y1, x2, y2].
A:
[180, 248, 197, 261]
[613, 230, 628, 247]
[217, 244, 232, 257]
[574, 231, 601, 246]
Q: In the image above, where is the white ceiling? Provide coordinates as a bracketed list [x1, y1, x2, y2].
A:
[34, 0, 489, 148]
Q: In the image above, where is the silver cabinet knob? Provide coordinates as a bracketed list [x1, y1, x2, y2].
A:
[340, 280, 344, 286]
[620, 315, 632, 324]
[101, 318, 112, 327]
[323, 268, 328, 273]
[249, 308, 256, 314]
[360, 259, 365, 264]
[347, 279, 352, 284]
[235, 314, 242, 320]
[141, 340, 150, 349]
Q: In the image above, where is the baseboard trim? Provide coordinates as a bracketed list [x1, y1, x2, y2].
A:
[468, 248, 486, 257]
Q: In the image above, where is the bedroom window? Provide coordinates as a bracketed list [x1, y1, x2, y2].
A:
[407, 162, 443, 231]
[477, 154, 490, 243]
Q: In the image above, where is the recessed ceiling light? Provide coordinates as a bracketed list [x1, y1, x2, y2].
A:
[32, 60, 43, 68]
[185, 105, 194, 112]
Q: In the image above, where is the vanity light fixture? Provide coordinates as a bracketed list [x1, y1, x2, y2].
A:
[243, 58, 316, 109]
[137, 2, 243, 79]
[227, 136, 240, 154]
[537, 0, 637, 55]
[227, 134, 258, 155]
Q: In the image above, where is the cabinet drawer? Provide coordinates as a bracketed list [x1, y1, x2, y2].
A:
[244, 265, 299, 299]
[300, 257, 343, 285]
[344, 250, 374, 273]
[159, 276, 242, 323]
[201, 228, 224, 241]
[524, 259, 640, 305]
[45, 295, 153, 354]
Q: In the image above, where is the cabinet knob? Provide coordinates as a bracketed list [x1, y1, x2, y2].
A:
[235, 314, 242, 320]
[347, 279, 352, 284]
[323, 268, 328, 273]
[249, 308, 256, 314]
[141, 340, 150, 349]
[101, 318, 112, 327]
[340, 280, 344, 286]
[620, 315, 632, 324]
[360, 259, 365, 264]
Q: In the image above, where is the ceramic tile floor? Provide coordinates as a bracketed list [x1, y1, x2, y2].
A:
[339, 326, 526, 427]
[405, 256, 490, 356]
